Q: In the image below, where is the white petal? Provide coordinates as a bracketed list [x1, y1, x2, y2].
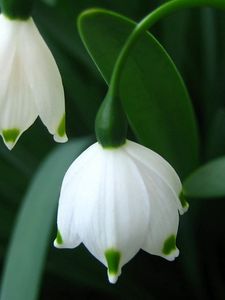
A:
[56, 143, 102, 249]
[75, 146, 150, 270]
[61, 143, 100, 190]
[55, 181, 81, 249]
[55, 141, 184, 282]
[139, 163, 180, 261]
[0, 15, 38, 149]
[21, 18, 67, 142]
[125, 140, 185, 214]
[125, 140, 181, 193]
[57, 143, 150, 280]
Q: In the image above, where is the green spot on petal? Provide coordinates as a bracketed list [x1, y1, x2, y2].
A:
[2, 128, 20, 143]
[179, 191, 189, 209]
[57, 114, 66, 137]
[162, 235, 177, 255]
[105, 248, 121, 275]
[56, 230, 63, 245]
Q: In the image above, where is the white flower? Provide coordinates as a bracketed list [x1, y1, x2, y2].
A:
[54, 140, 188, 284]
[0, 14, 67, 150]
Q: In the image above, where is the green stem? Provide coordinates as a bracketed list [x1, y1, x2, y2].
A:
[96, 0, 225, 147]
[109, 0, 225, 97]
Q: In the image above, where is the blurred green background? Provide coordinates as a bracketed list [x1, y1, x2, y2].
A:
[1, 0, 225, 299]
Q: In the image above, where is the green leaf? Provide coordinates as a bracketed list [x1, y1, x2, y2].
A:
[0, 137, 93, 300]
[78, 9, 199, 178]
[183, 156, 225, 198]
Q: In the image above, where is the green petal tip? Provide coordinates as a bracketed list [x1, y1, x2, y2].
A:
[162, 234, 177, 256]
[2, 128, 20, 150]
[105, 248, 121, 284]
[57, 114, 66, 137]
[55, 114, 68, 143]
[54, 230, 63, 248]
[179, 191, 189, 211]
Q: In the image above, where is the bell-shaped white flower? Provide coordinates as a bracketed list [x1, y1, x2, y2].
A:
[54, 140, 188, 283]
[0, 14, 67, 150]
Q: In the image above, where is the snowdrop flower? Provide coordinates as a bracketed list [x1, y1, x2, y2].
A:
[54, 139, 188, 284]
[0, 14, 67, 150]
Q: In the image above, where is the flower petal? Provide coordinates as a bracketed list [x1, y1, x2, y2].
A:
[125, 140, 185, 214]
[54, 174, 82, 249]
[61, 143, 100, 190]
[0, 15, 38, 149]
[125, 140, 181, 193]
[55, 141, 184, 283]
[75, 146, 150, 272]
[21, 18, 67, 142]
[56, 143, 101, 248]
[139, 163, 180, 261]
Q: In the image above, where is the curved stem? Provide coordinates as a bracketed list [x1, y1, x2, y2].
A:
[109, 0, 225, 97]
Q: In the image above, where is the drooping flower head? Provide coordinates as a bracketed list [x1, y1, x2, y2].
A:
[54, 8, 188, 281]
[54, 140, 188, 283]
[0, 12, 67, 149]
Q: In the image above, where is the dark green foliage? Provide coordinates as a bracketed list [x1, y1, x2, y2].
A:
[78, 8, 199, 178]
[0, 1, 225, 299]
[0, 0, 34, 19]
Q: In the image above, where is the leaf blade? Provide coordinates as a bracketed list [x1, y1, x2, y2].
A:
[78, 9, 199, 178]
[0, 137, 93, 300]
[183, 156, 225, 198]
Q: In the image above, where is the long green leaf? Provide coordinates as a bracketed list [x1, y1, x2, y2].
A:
[0, 137, 93, 300]
[183, 156, 225, 198]
[78, 9, 199, 178]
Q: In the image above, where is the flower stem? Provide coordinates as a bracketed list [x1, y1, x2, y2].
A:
[109, 0, 225, 98]
[95, 0, 225, 147]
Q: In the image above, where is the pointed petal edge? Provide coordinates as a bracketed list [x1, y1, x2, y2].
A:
[162, 234, 179, 261]
[105, 249, 121, 284]
[1, 128, 21, 150]
[53, 114, 68, 143]
[53, 230, 64, 249]
[179, 191, 189, 214]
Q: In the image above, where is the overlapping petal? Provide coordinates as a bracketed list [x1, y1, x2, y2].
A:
[140, 164, 179, 260]
[0, 14, 67, 149]
[55, 140, 186, 283]
[125, 140, 185, 214]
[0, 15, 38, 149]
[21, 18, 67, 142]
[56, 143, 150, 282]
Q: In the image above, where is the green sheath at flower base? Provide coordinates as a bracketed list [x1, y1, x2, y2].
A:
[0, 0, 35, 20]
[95, 90, 127, 148]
